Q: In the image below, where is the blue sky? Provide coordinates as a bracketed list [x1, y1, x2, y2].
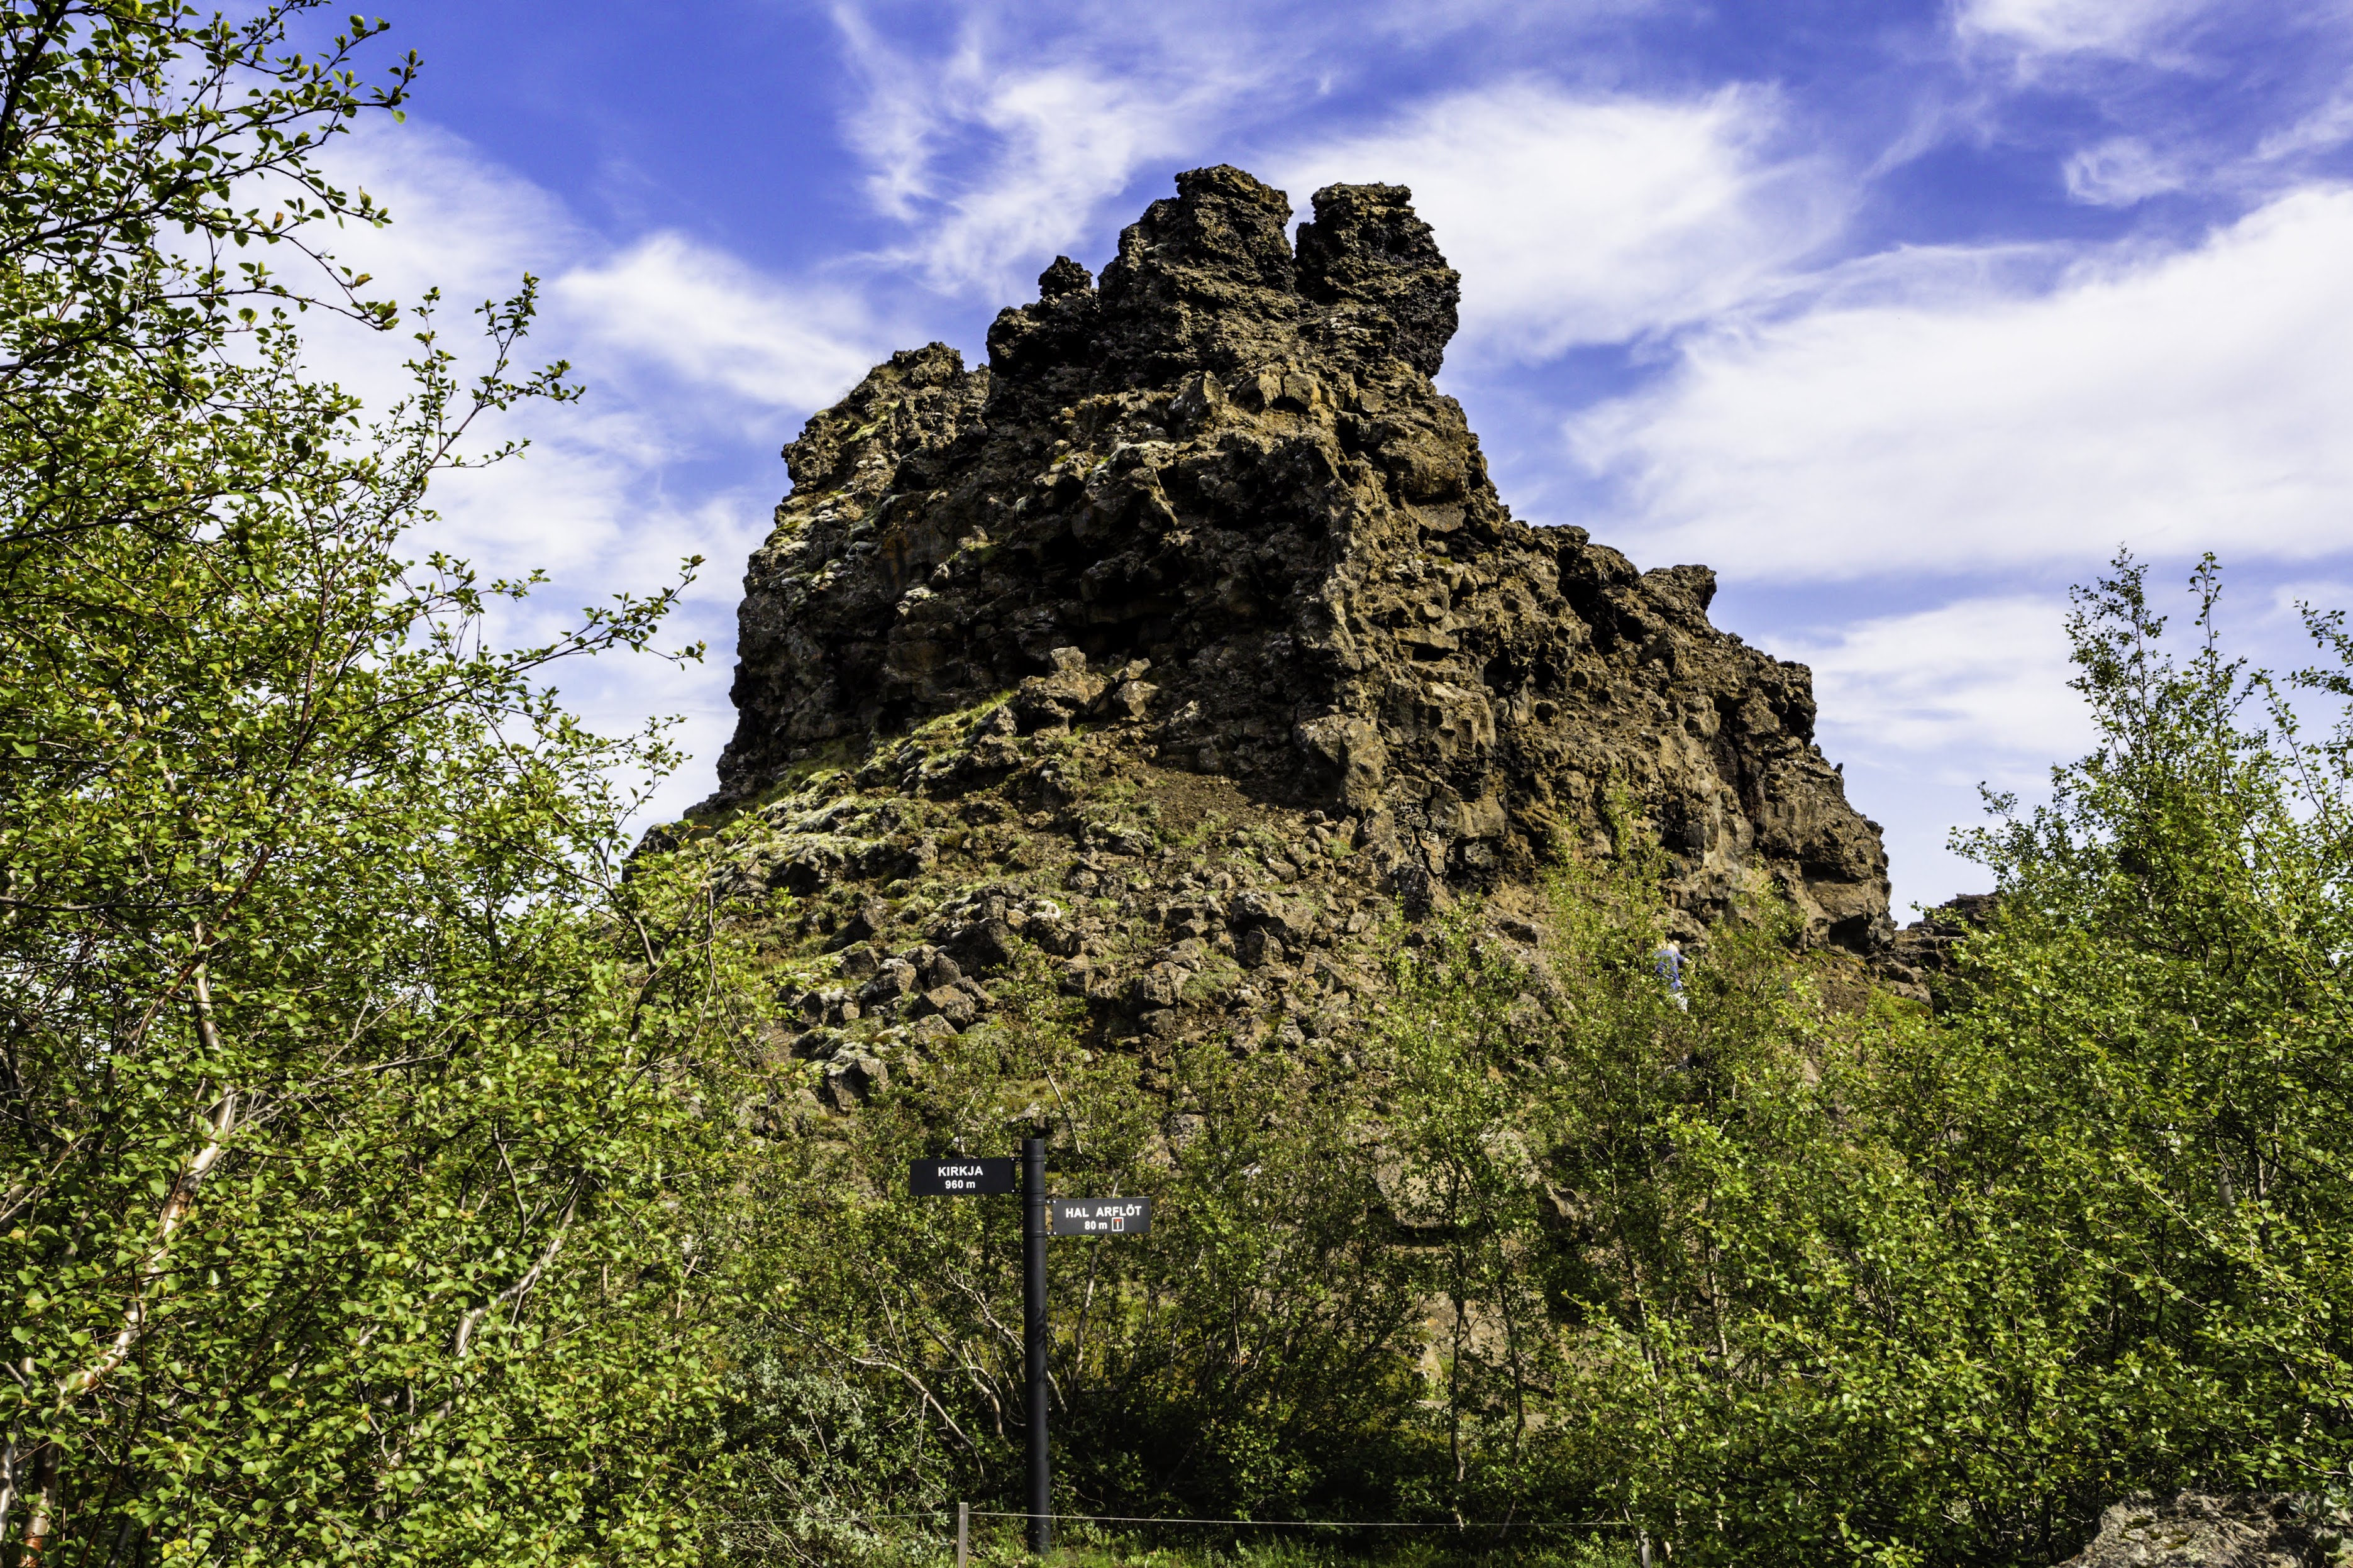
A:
[302, 0, 2353, 917]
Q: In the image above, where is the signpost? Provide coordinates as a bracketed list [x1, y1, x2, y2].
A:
[909, 1156, 1016, 1195]
[1049, 1196, 1153, 1236]
[911, 1136, 1149, 1555]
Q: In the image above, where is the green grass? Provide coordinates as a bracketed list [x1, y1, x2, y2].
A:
[836, 1520, 1641, 1568]
[1031, 1535, 1637, 1568]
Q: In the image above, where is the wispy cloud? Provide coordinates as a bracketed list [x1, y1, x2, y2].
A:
[2062, 136, 2189, 204]
[823, 0, 1667, 301]
[1778, 595, 2083, 771]
[2256, 92, 2353, 162]
[831, 3, 1285, 295]
[1275, 81, 1844, 358]
[1954, 0, 2210, 59]
[1767, 592, 2092, 914]
[1944, 0, 2353, 221]
[297, 119, 877, 824]
[319, 121, 586, 312]
[554, 234, 885, 413]
[1568, 187, 2353, 582]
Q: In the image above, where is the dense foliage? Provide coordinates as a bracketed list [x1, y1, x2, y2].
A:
[6, 6, 2349, 1566]
[1346, 557, 2353, 1565]
[0, 4, 745, 1562]
[712, 556, 2353, 1568]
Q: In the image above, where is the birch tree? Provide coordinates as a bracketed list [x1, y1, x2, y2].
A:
[0, 4, 743, 1561]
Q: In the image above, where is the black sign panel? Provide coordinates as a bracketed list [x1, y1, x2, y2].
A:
[1049, 1196, 1153, 1236]
[910, 1157, 1017, 1196]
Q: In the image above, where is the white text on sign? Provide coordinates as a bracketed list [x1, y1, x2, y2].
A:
[909, 1156, 1017, 1196]
[1048, 1197, 1153, 1236]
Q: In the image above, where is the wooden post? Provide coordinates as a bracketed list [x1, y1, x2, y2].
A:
[957, 1501, 969, 1568]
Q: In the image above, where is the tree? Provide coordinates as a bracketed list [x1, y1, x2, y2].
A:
[1520, 558, 2353, 1567]
[1931, 555, 2353, 1519]
[0, 4, 744, 1560]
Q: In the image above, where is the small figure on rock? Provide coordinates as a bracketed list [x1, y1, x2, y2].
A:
[1653, 939, 1688, 1012]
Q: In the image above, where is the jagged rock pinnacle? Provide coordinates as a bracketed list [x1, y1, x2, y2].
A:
[711, 165, 1890, 950]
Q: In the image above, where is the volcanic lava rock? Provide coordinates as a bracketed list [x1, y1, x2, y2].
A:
[2057, 1493, 2349, 1568]
[711, 165, 1890, 949]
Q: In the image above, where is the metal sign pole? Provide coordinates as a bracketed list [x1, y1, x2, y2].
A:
[910, 1144, 1144, 1556]
[1024, 1135, 1051, 1554]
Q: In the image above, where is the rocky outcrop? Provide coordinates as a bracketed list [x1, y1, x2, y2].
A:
[2059, 1493, 2349, 1568]
[711, 165, 1890, 950]
[1846, 890, 2005, 1008]
[1883, 890, 2001, 992]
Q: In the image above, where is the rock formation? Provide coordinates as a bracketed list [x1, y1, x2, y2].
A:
[685, 167, 1909, 1108]
[1884, 892, 2002, 1002]
[710, 165, 1890, 951]
[2058, 1493, 2349, 1568]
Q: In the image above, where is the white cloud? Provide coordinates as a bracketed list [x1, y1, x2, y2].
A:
[1781, 571, 2353, 913]
[553, 234, 883, 412]
[1570, 186, 2353, 582]
[237, 119, 587, 423]
[1770, 593, 2092, 917]
[1274, 81, 1842, 358]
[2269, 575, 2353, 624]
[1776, 595, 2084, 772]
[1366, 0, 1656, 43]
[833, 5, 1273, 295]
[397, 422, 777, 828]
[322, 119, 886, 423]
[312, 121, 585, 310]
[905, 65, 1205, 290]
[2256, 92, 2353, 162]
[2063, 136, 2188, 205]
[825, 3, 1669, 302]
[282, 118, 872, 826]
[1955, 0, 2208, 58]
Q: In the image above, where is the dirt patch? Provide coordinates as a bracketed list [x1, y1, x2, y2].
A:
[1134, 765, 1285, 839]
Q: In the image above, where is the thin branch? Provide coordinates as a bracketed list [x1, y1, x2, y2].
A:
[451, 1178, 584, 1361]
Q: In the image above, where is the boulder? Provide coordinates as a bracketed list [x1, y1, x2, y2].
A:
[2058, 1492, 2348, 1568]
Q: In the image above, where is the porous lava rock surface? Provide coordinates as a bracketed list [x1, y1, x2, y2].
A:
[2057, 1493, 2349, 1568]
[710, 165, 1891, 954]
